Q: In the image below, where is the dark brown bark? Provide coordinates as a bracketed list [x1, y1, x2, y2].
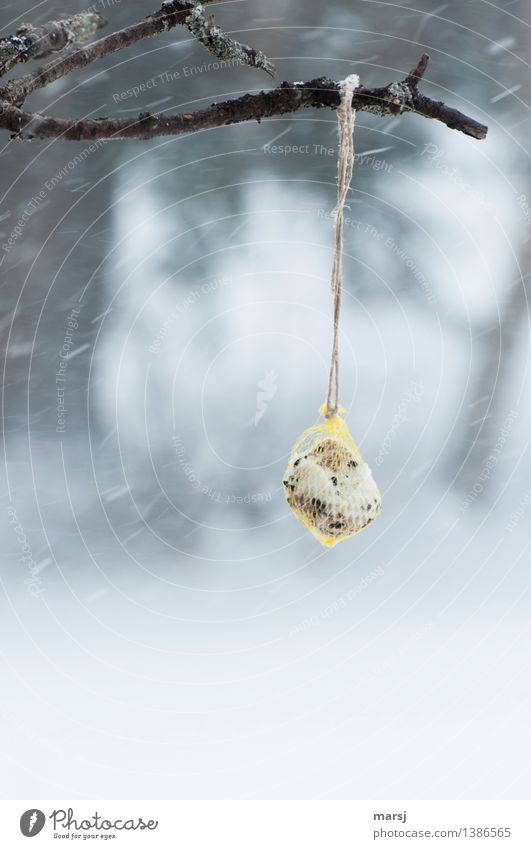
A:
[0, 0, 250, 107]
[0, 0, 487, 145]
[0, 58, 487, 142]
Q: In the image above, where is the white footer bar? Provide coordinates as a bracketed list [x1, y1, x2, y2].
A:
[2, 800, 530, 847]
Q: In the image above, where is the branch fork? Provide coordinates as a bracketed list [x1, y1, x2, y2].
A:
[0, 3, 487, 143]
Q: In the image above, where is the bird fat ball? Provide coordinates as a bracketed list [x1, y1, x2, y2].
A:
[283, 405, 381, 547]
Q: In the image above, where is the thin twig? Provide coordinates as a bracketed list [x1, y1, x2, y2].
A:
[183, 2, 275, 76]
[0, 12, 107, 77]
[0, 0, 271, 107]
[0, 61, 488, 142]
[404, 52, 430, 88]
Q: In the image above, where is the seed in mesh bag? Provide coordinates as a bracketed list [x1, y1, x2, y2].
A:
[283, 438, 381, 544]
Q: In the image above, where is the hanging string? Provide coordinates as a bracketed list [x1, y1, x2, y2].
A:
[325, 73, 360, 418]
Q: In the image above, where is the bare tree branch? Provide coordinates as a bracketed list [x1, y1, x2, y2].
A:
[0, 0, 271, 107]
[0, 56, 488, 142]
[404, 52, 430, 88]
[0, 0, 487, 147]
[183, 2, 274, 76]
[0, 11, 107, 77]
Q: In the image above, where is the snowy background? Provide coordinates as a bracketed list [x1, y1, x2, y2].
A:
[1, 0, 530, 799]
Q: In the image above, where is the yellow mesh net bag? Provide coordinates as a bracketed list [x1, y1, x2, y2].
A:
[283, 75, 381, 547]
[283, 404, 381, 547]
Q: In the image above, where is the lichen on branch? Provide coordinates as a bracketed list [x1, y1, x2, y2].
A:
[183, 2, 275, 76]
[0, 11, 107, 76]
[0, 0, 487, 145]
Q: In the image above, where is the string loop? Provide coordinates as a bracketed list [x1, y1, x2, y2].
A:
[325, 73, 359, 418]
